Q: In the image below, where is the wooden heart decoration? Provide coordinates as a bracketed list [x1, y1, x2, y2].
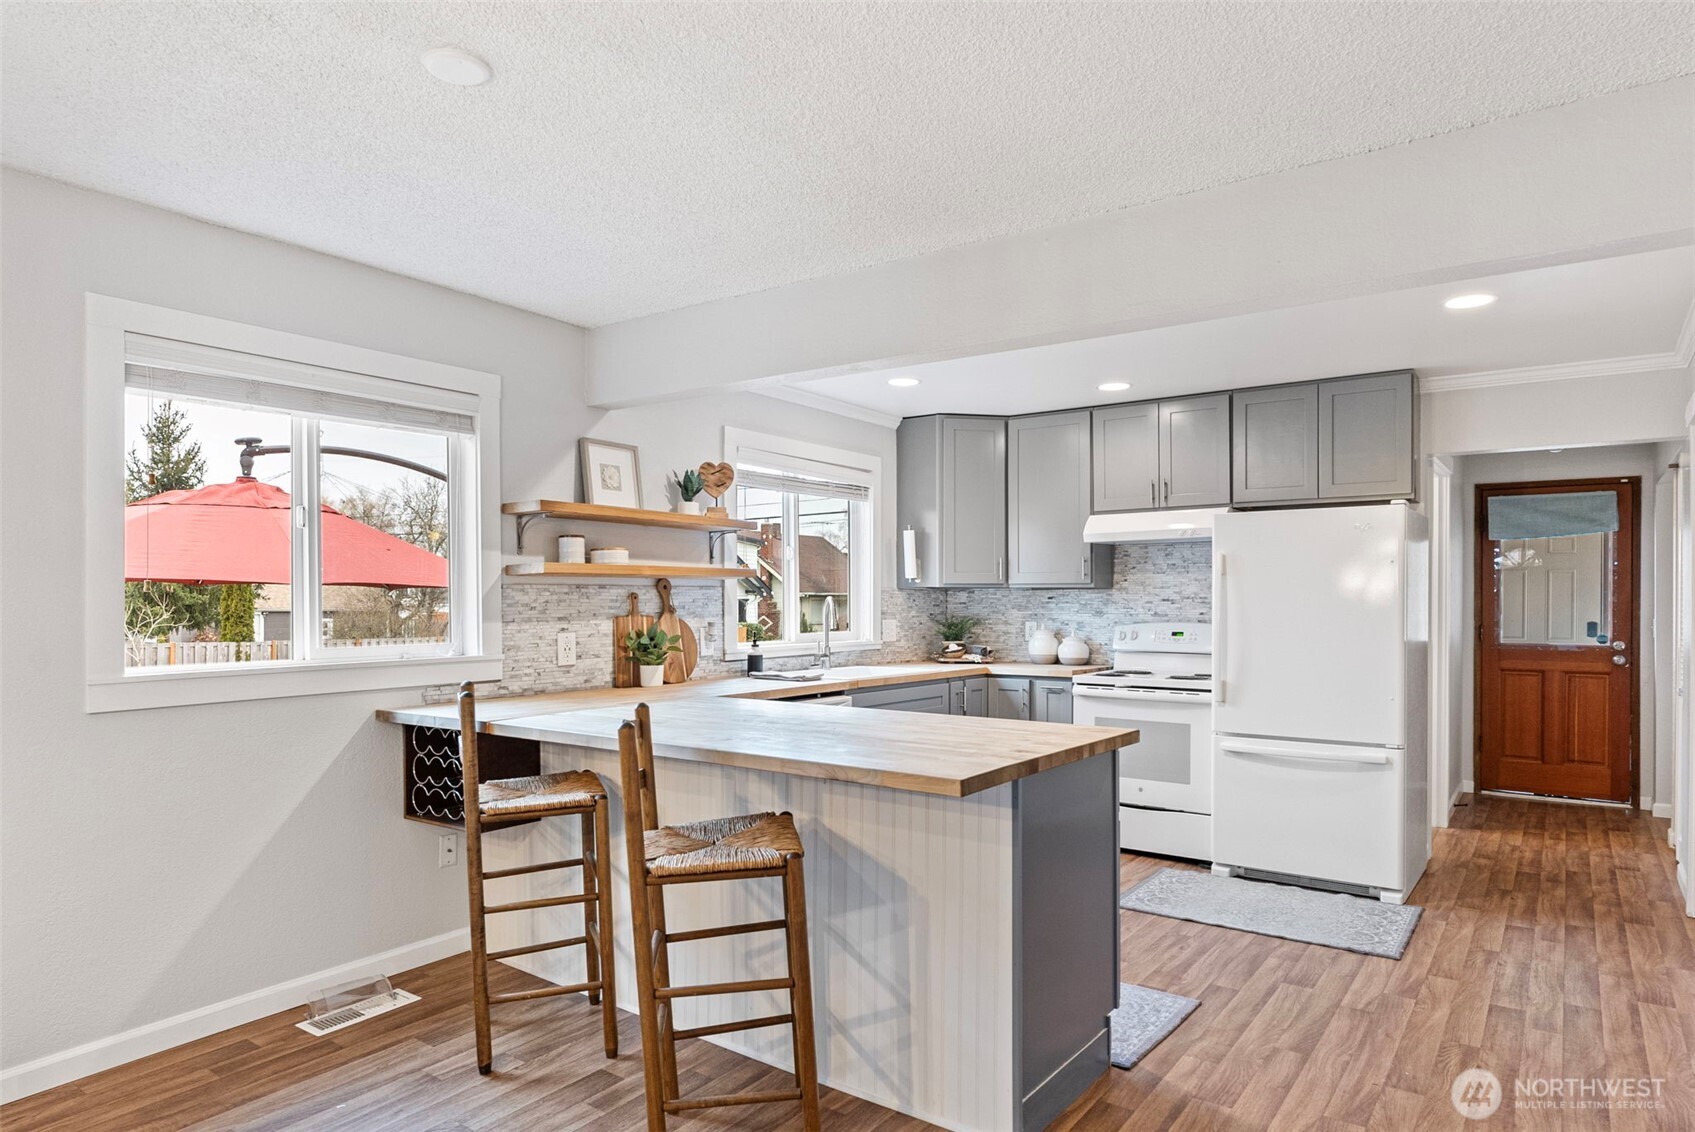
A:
[696, 461, 735, 501]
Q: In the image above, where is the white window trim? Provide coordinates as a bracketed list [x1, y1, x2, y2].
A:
[721, 426, 882, 660]
[85, 295, 503, 712]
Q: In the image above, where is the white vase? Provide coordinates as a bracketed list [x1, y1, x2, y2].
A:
[1057, 632, 1090, 665]
[638, 664, 666, 687]
[674, 499, 704, 515]
[1026, 625, 1059, 664]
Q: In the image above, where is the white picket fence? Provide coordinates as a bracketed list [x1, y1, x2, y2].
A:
[124, 637, 429, 667]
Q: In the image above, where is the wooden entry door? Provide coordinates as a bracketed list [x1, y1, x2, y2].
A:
[1477, 479, 1638, 803]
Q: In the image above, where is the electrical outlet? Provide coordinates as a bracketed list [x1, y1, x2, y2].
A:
[438, 833, 457, 869]
[556, 629, 577, 666]
[882, 618, 898, 643]
[1025, 621, 1038, 641]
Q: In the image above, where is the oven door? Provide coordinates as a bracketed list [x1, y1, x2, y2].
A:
[1074, 687, 1213, 815]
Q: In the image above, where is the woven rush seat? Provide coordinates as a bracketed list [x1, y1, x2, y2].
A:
[643, 811, 805, 878]
[478, 770, 606, 817]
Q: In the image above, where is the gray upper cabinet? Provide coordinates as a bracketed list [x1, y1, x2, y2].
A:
[1094, 395, 1230, 512]
[1008, 411, 1112, 588]
[988, 676, 1032, 720]
[1031, 679, 1073, 724]
[1318, 371, 1415, 500]
[897, 415, 1006, 587]
[1160, 394, 1231, 508]
[1232, 383, 1319, 505]
[1091, 402, 1160, 512]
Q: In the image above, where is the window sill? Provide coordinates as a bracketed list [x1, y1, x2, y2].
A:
[86, 654, 503, 713]
[723, 639, 882, 662]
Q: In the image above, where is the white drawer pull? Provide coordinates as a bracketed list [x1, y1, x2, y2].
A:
[1220, 742, 1390, 766]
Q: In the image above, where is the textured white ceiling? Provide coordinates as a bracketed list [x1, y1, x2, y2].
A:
[789, 248, 1695, 417]
[3, 2, 1691, 327]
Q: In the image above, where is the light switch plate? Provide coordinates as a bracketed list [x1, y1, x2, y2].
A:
[557, 630, 577, 666]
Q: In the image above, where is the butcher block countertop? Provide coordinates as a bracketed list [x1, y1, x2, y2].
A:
[376, 663, 1129, 797]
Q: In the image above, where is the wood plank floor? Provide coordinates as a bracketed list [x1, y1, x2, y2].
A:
[4, 795, 1691, 1130]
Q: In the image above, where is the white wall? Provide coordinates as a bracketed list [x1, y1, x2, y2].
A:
[1422, 366, 1691, 457]
[1455, 445, 1671, 807]
[0, 171, 598, 1082]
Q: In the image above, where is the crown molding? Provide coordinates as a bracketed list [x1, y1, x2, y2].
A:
[1423, 346, 1692, 395]
[755, 384, 902, 430]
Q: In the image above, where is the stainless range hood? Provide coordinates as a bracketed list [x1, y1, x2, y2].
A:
[1083, 507, 1230, 544]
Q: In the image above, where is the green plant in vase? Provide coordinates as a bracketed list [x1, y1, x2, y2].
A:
[933, 614, 983, 653]
[670, 468, 706, 514]
[624, 622, 682, 687]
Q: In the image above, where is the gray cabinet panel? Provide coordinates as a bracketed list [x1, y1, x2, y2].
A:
[852, 681, 950, 714]
[895, 416, 943, 589]
[989, 676, 1032, 720]
[1318, 371, 1414, 500]
[1232, 383, 1319, 505]
[1009, 411, 1112, 588]
[1160, 394, 1231, 508]
[952, 676, 989, 717]
[1031, 679, 1074, 724]
[1091, 403, 1160, 513]
[940, 417, 1007, 585]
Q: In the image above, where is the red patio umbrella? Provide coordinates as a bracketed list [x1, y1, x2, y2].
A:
[125, 477, 448, 587]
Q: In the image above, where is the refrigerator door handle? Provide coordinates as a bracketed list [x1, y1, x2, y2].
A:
[1214, 553, 1226, 705]
[1219, 741, 1390, 766]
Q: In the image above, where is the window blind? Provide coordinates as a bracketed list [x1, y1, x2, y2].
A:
[736, 462, 871, 502]
[1487, 491, 1619, 541]
[124, 335, 477, 434]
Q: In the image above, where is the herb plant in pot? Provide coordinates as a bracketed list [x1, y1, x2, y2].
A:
[670, 469, 706, 515]
[742, 621, 771, 673]
[933, 614, 982, 657]
[625, 623, 682, 687]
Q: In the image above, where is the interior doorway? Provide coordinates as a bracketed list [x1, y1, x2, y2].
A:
[1474, 478, 1640, 804]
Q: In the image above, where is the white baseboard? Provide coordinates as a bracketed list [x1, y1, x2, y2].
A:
[1652, 802, 1673, 820]
[1461, 779, 1476, 795]
[0, 928, 469, 1105]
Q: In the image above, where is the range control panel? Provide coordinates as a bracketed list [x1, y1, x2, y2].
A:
[1111, 622, 1213, 653]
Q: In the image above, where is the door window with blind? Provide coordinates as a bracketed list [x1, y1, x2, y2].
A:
[122, 334, 480, 672]
[724, 431, 878, 653]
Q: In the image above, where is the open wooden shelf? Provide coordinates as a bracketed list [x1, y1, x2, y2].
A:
[503, 499, 757, 533]
[504, 561, 757, 580]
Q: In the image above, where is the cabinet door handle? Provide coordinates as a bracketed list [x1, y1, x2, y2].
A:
[1080, 552, 1088, 580]
[1149, 480, 1156, 507]
[1163, 479, 1170, 505]
[996, 556, 1003, 581]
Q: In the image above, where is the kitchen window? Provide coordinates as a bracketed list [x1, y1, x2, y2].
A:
[723, 429, 879, 656]
[87, 297, 501, 711]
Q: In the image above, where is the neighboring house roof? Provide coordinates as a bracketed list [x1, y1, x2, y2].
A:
[796, 534, 848, 596]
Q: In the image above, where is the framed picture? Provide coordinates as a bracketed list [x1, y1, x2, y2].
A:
[578, 438, 644, 509]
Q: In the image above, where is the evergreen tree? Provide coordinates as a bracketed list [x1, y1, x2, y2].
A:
[218, 583, 256, 644]
[125, 400, 206, 501]
[124, 400, 218, 636]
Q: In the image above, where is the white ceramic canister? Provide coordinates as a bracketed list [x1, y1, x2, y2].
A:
[1026, 625, 1059, 664]
[557, 534, 587, 563]
[1057, 631, 1090, 665]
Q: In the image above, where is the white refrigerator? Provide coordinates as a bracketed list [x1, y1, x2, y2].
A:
[1211, 503, 1430, 903]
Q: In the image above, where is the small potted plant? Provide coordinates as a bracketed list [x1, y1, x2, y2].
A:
[624, 623, 682, 687]
[670, 469, 706, 515]
[742, 621, 771, 673]
[933, 614, 983, 656]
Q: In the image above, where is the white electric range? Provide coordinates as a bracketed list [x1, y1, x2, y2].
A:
[1071, 622, 1214, 860]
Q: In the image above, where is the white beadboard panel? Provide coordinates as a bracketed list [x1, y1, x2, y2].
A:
[483, 743, 1017, 1132]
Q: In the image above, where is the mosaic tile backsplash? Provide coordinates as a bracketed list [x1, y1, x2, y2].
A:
[494, 542, 1209, 694]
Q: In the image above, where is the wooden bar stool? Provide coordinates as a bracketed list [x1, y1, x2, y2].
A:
[458, 682, 617, 1074]
[616, 703, 821, 1130]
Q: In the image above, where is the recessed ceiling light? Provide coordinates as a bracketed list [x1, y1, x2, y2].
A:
[1443, 293, 1496, 310]
[887, 377, 920, 387]
[421, 46, 492, 87]
[1098, 382, 1131, 392]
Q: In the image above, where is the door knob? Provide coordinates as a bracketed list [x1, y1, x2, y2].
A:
[1611, 639, 1627, 650]
[1611, 655, 1627, 666]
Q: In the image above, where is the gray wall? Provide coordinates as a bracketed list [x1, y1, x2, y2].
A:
[0, 170, 596, 1070]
